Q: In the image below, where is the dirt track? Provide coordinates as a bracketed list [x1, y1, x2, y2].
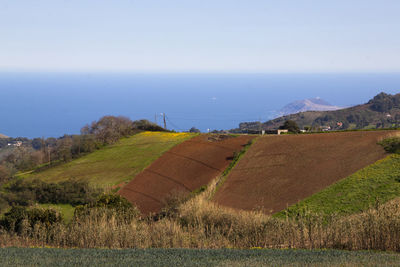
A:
[213, 131, 398, 214]
[119, 134, 254, 214]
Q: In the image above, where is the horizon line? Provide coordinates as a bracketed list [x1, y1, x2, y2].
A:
[1, 69, 400, 75]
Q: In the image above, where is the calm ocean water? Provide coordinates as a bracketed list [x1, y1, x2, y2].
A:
[0, 72, 399, 138]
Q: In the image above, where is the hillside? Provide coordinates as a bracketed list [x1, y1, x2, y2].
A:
[0, 134, 8, 139]
[21, 132, 194, 188]
[213, 130, 397, 214]
[278, 97, 343, 116]
[277, 153, 400, 218]
[119, 134, 254, 214]
[238, 92, 400, 131]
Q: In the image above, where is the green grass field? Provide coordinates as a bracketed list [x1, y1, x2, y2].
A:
[277, 154, 400, 217]
[19, 132, 194, 188]
[0, 248, 399, 266]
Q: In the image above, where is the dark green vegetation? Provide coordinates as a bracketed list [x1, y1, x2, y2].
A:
[0, 194, 137, 234]
[379, 136, 400, 153]
[238, 92, 400, 132]
[2, 179, 100, 206]
[36, 203, 74, 223]
[74, 194, 139, 220]
[279, 119, 300, 133]
[278, 153, 400, 218]
[1, 248, 400, 267]
[0, 206, 62, 233]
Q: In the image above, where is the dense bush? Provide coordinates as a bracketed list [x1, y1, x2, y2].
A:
[189, 127, 200, 133]
[369, 92, 400, 112]
[0, 163, 15, 185]
[279, 120, 300, 133]
[74, 194, 139, 221]
[132, 119, 166, 132]
[0, 206, 62, 233]
[379, 137, 400, 154]
[4, 179, 101, 206]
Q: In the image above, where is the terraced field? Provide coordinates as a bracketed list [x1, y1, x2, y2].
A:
[278, 153, 400, 217]
[21, 132, 194, 188]
[214, 130, 398, 214]
[119, 134, 254, 214]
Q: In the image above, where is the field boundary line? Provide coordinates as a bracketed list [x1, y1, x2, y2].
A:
[211, 137, 258, 198]
[144, 169, 192, 191]
[121, 187, 163, 204]
[164, 151, 224, 172]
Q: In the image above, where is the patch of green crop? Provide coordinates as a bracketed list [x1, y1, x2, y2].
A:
[277, 154, 400, 218]
[0, 248, 400, 266]
[20, 132, 194, 189]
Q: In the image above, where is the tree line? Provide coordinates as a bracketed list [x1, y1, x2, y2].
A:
[0, 116, 166, 186]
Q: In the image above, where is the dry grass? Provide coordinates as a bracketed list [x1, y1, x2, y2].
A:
[1, 177, 400, 251]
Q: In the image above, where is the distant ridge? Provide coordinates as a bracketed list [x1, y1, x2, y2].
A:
[278, 97, 343, 116]
[0, 133, 8, 139]
[236, 92, 400, 131]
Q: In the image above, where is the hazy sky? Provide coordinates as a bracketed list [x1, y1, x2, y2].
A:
[1, 0, 399, 73]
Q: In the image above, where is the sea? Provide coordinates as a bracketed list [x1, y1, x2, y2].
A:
[0, 72, 399, 138]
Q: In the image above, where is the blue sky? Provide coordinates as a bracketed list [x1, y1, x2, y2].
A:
[1, 0, 399, 73]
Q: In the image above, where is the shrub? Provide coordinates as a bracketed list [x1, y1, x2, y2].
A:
[189, 127, 200, 133]
[279, 120, 300, 133]
[378, 137, 400, 154]
[74, 194, 139, 221]
[0, 206, 62, 233]
[4, 179, 101, 206]
[132, 119, 166, 132]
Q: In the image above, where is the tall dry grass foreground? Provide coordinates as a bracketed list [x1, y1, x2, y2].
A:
[1, 176, 400, 251]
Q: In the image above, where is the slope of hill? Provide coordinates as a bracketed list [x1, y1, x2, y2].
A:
[276, 153, 400, 218]
[20, 132, 194, 188]
[213, 130, 397, 214]
[119, 134, 254, 215]
[238, 92, 400, 131]
[0, 133, 8, 139]
[279, 97, 343, 116]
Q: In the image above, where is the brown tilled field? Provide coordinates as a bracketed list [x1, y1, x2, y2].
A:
[213, 130, 398, 214]
[119, 134, 254, 214]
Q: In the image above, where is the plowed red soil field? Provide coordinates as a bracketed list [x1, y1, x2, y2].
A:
[119, 134, 254, 214]
[214, 130, 397, 214]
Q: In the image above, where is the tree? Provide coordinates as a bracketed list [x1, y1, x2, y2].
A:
[369, 92, 396, 112]
[83, 116, 135, 145]
[56, 135, 73, 162]
[189, 127, 200, 133]
[31, 138, 41, 150]
[132, 119, 166, 132]
[279, 120, 300, 133]
[0, 164, 11, 185]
